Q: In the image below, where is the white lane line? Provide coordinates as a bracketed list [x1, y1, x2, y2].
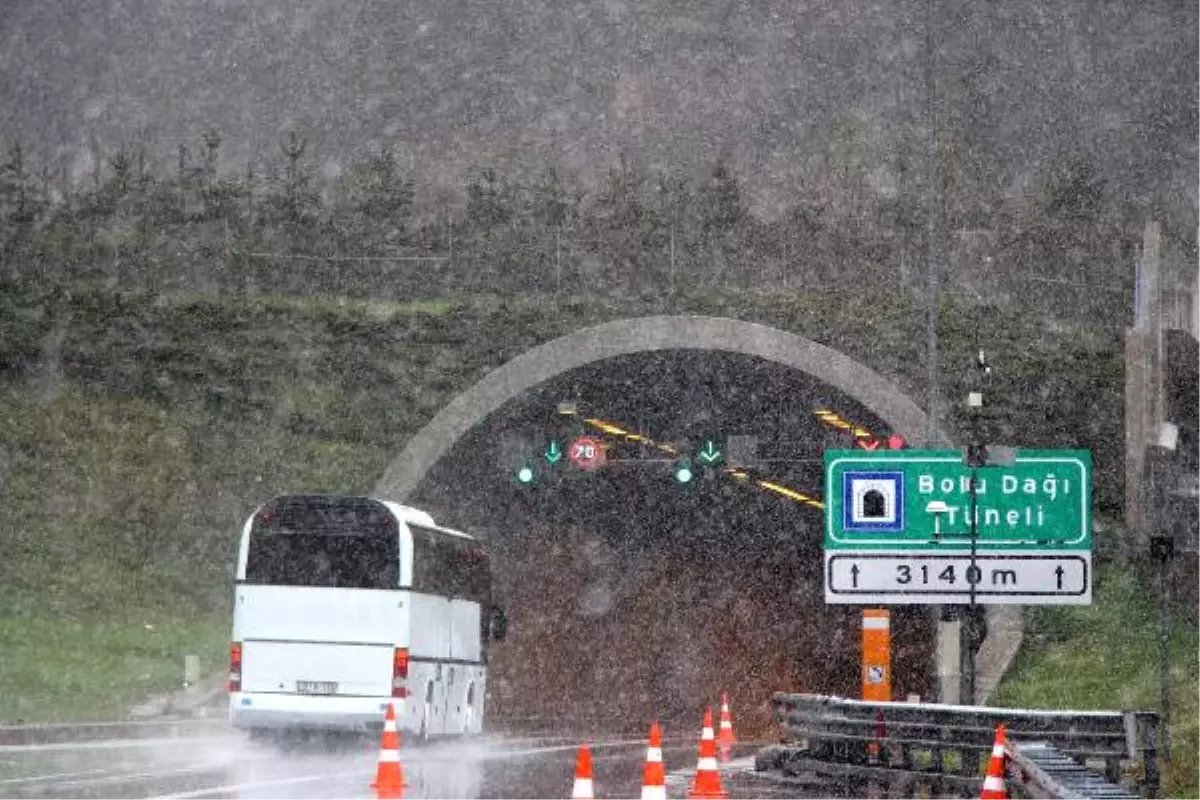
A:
[0, 748, 283, 791]
[150, 768, 368, 799]
[0, 766, 125, 786]
[0, 736, 232, 754]
[35, 762, 235, 790]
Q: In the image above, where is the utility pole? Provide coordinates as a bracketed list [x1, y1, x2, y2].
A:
[923, 0, 941, 449]
[669, 223, 676, 295]
[1153, 531, 1173, 763]
[924, 0, 945, 706]
[961, 349, 992, 705]
[1147, 433, 1176, 764]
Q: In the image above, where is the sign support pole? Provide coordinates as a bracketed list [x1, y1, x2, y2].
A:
[1156, 553, 1172, 761]
[960, 467, 978, 705]
[961, 350, 990, 706]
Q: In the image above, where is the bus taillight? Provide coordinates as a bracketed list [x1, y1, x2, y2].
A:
[227, 641, 242, 693]
[392, 647, 410, 698]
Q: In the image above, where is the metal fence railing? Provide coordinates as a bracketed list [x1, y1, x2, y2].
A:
[763, 692, 1161, 798]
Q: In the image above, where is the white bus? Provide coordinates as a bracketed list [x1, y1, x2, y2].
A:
[227, 494, 507, 739]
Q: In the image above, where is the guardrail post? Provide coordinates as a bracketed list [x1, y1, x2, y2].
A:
[184, 654, 200, 689]
[1126, 710, 1161, 798]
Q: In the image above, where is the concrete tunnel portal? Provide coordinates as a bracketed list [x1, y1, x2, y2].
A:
[372, 316, 1019, 732]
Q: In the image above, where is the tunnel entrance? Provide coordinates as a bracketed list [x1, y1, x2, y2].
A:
[408, 349, 935, 736]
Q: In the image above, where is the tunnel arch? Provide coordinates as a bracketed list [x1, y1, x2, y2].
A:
[372, 314, 1020, 705]
[374, 314, 952, 501]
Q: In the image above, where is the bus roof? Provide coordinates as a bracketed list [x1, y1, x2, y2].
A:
[243, 495, 477, 542]
[377, 500, 477, 541]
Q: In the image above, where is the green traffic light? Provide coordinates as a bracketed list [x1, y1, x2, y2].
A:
[516, 465, 535, 484]
[675, 464, 694, 484]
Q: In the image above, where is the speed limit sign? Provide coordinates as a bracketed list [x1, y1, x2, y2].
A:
[568, 436, 606, 471]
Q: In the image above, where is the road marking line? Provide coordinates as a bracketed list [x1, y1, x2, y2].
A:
[0, 766, 124, 786]
[151, 768, 368, 799]
[36, 762, 236, 790]
[0, 736, 231, 754]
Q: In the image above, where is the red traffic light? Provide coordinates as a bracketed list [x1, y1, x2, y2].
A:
[887, 434, 906, 450]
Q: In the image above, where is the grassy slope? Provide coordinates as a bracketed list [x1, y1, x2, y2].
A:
[0, 284, 1145, 724]
[992, 563, 1199, 797]
[0, 388, 390, 721]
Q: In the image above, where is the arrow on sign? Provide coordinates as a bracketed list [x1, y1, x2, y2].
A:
[850, 564, 860, 587]
[857, 438, 880, 451]
[698, 441, 723, 465]
[545, 440, 562, 464]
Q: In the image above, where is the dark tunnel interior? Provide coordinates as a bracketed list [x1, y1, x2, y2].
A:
[411, 349, 935, 735]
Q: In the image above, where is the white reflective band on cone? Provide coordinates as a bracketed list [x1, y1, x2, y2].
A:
[982, 775, 1005, 791]
[993, 744, 1005, 757]
[862, 616, 890, 630]
[641, 786, 666, 800]
[646, 747, 662, 762]
[377, 750, 400, 762]
[701, 728, 715, 739]
[571, 778, 594, 799]
[697, 757, 718, 771]
[720, 721, 732, 729]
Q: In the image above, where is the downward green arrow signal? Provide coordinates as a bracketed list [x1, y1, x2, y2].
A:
[698, 440, 723, 465]
[545, 440, 563, 464]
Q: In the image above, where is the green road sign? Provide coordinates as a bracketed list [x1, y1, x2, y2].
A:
[697, 439, 724, 466]
[824, 449, 1092, 551]
[545, 440, 563, 464]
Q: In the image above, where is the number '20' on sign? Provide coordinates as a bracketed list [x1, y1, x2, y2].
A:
[568, 436, 606, 470]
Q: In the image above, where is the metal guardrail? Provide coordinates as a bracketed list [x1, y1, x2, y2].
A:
[1008, 740, 1141, 799]
[769, 692, 1161, 798]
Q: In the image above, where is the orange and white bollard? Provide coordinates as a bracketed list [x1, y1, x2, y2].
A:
[370, 702, 406, 799]
[641, 721, 667, 800]
[716, 693, 737, 762]
[571, 743, 594, 800]
[979, 723, 1008, 799]
[686, 708, 728, 800]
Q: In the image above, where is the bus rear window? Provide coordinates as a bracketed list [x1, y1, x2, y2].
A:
[409, 524, 491, 601]
[245, 533, 399, 589]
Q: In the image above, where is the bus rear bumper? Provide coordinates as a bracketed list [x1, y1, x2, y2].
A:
[229, 692, 399, 732]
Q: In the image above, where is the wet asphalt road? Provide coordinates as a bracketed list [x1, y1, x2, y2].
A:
[0, 725, 819, 799]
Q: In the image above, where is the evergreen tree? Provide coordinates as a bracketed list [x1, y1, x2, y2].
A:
[694, 154, 744, 286]
[585, 153, 659, 294]
[0, 142, 46, 273]
[341, 148, 414, 244]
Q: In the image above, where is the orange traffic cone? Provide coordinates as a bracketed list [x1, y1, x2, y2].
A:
[980, 723, 1008, 799]
[571, 743, 594, 800]
[687, 708, 728, 800]
[641, 721, 667, 800]
[370, 702, 406, 798]
[716, 693, 737, 762]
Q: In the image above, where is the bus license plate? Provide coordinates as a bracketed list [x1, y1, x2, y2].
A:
[296, 681, 337, 695]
